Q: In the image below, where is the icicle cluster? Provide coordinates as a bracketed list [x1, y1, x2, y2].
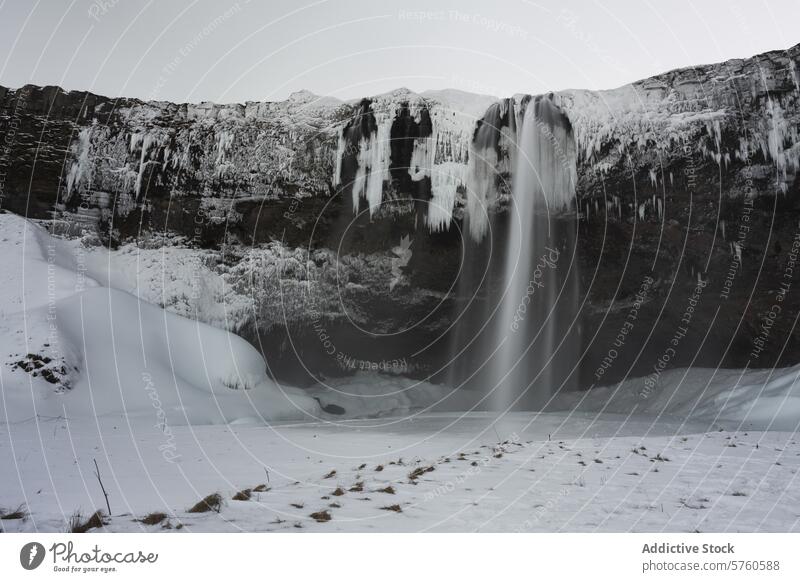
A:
[351, 110, 394, 214]
[66, 125, 94, 198]
[465, 99, 518, 241]
[333, 89, 495, 233]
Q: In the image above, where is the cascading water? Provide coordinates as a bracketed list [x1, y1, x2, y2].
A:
[449, 95, 580, 412]
[490, 95, 579, 411]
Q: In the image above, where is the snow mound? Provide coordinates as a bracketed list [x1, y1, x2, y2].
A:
[0, 213, 319, 425]
[47, 287, 318, 424]
[553, 365, 800, 431]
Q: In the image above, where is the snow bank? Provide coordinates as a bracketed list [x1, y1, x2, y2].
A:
[0, 213, 319, 425]
[46, 287, 319, 424]
[553, 365, 800, 431]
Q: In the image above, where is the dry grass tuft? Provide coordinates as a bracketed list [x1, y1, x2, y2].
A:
[331, 487, 346, 496]
[376, 485, 396, 494]
[323, 469, 337, 479]
[348, 481, 364, 492]
[0, 504, 27, 520]
[138, 512, 168, 526]
[232, 489, 252, 501]
[408, 466, 435, 481]
[253, 484, 270, 492]
[309, 510, 332, 522]
[69, 510, 107, 533]
[187, 493, 223, 514]
[381, 504, 402, 513]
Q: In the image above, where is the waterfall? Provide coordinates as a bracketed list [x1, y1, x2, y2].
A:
[449, 95, 580, 412]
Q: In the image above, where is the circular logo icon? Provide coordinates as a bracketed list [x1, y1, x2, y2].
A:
[20, 542, 46, 570]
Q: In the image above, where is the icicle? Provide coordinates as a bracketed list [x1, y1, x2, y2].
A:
[428, 162, 466, 231]
[66, 126, 94, 197]
[333, 127, 345, 187]
[463, 100, 517, 241]
[214, 130, 234, 177]
[351, 113, 393, 216]
[408, 137, 434, 182]
[129, 132, 144, 152]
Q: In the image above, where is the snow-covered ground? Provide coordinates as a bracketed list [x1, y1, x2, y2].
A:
[2, 212, 800, 532]
[3, 412, 799, 532]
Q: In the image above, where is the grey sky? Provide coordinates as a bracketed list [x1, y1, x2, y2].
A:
[1, 0, 798, 104]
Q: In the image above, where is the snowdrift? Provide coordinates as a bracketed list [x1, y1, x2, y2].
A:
[0, 213, 319, 425]
[553, 365, 800, 431]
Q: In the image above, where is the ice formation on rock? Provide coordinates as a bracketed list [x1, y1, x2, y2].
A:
[333, 89, 496, 233]
[65, 125, 94, 197]
[464, 99, 517, 241]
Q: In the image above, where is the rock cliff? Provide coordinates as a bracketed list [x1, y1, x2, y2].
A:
[2, 43, 799, 387]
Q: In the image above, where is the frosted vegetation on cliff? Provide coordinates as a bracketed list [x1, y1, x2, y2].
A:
[39, 219, 430, 339]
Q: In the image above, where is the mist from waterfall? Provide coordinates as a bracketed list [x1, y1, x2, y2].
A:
[450, 95, 580, 412]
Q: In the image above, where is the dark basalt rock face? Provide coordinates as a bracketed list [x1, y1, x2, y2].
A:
[561, 48, 800, 386]
[1, 44, 800, 390]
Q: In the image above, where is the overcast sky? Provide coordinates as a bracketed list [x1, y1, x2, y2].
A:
[1, 0, 799, 103]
